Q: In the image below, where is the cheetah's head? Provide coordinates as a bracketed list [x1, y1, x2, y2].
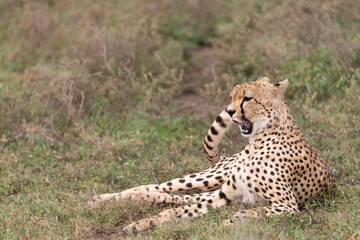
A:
[226, 77, 289, 137]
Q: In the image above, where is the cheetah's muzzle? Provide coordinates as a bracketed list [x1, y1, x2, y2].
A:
[233, 117, 253, 135]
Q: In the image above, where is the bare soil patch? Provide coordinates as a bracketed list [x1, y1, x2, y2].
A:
[174, 46, 226, 118]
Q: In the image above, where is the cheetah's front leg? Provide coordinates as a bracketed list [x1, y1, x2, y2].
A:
[223, 187, 299, 226]
[123, 188, 235, 233]
[88, 151, 246, 206]
[88, 189, 217, 206]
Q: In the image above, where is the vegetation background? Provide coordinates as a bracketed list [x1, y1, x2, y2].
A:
[0, 0, 359, 239]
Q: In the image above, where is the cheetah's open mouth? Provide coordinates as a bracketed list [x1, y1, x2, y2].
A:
[232, 117, 253, 135]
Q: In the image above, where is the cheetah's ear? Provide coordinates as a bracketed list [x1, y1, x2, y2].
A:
[274, 79, 289, 94]
[256, 77, 270, 83]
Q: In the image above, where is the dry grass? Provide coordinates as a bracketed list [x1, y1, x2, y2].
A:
[197, 0, 360, 106]
[212, 0, 360, 79]
[2, 0, 358, 134]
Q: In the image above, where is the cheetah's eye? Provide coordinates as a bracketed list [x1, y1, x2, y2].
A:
[243, 97, 253, 102]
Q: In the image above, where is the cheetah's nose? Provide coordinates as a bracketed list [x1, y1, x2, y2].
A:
[226, 108, 236, 117]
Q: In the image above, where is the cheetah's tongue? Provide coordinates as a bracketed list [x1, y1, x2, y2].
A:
[233, 117, 253, 135]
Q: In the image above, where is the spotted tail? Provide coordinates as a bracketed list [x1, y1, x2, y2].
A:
[203, 109, 233, 163]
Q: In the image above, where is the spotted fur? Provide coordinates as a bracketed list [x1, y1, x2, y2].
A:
[88, 77, 335, 233]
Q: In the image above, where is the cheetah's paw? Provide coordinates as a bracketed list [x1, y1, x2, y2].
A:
[223, 218, 234, 226]
[86, 193, 119, 207]
[123, 219, 155, 234]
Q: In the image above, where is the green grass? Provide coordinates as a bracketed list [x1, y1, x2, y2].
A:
[1, 106, 359, 239]
[0, 0, 360, 239]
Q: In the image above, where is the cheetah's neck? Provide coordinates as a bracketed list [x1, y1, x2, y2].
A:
[249, 101, 302, 149]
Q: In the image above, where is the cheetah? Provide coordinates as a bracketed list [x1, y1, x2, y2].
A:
[88, 77, 335, 233]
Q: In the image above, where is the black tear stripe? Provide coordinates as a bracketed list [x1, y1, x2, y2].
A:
[210, 126, 218, 135]
[240, 98, 245, 115]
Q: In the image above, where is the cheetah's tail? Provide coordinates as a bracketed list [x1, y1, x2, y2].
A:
[203, 109, 233, 163]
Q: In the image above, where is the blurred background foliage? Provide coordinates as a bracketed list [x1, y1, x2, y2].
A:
[0, 0, 359, 137]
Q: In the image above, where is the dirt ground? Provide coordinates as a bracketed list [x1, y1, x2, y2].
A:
[174, 46, 227, 118]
